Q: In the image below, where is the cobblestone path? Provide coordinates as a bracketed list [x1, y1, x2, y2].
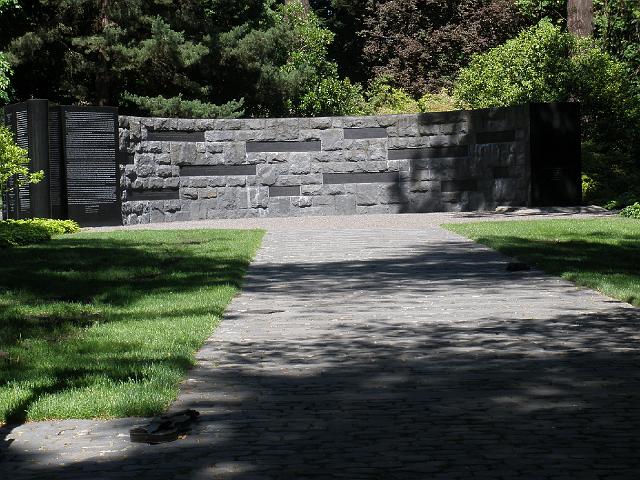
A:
[2, 224, 639, 479]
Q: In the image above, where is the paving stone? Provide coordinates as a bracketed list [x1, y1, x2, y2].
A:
[2, 214, 638, 479]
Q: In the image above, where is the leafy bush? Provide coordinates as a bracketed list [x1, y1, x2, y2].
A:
[453, 21, 640, 139]
[581, 141, 640, 207]
[122, 93, 244, 119]
[620, 202, 640, 219]
[454, 20, 640, 207]
[0, 51, 10, 103]
[221, 0, 361, 117]
[0, 218, 80, 248]
[453, 20, 573, 108]
[363, 76, 420, 115]
[296, 77, 365, 117]
[0, 125, 43, 193]
[418, 89, 457, 113]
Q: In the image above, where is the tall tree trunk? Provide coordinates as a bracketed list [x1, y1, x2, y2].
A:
[95, 0, 112, 105]
[567, 0, 594, 37]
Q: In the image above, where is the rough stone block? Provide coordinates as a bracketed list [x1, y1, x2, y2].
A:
[290, 158, 312, 175]
[224, 142, 247, 164]
[135, 153, 154, 166]
[181, 188, 199, 200]
[335, 194, 357, 214]
[312, 195, 335, 207]
[156, 165, 179, 178]
[320, 129, 343, 151]
[163, 177, 180, 189]
[155, 153, 171, 165]
[299, 129, 322, 141]
[268, 197, 291, 217]
[300, 184, 323, 196]
[409, 180, 440, 193]
[207, 176, 228, 187]
[205, 130, 237, 142]
[170, 142, 197, 166]
[257, 164, 286, 186]
[292, 196, 312, 208]
[198, 187, 219, 199]
[181, 177, 209, 188]
[308, 117, 333, 129]
[249, 187, 269, 208]
[386, 137, 427, 150]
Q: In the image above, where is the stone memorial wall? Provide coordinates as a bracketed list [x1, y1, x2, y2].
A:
[121, 105, 549, 225]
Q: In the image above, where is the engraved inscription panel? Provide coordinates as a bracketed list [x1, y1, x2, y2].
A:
[63, 108, 121, 226]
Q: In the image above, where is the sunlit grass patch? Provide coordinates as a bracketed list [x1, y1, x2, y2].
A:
[444, 218, 640, 306]
[0, 229, 263, 423]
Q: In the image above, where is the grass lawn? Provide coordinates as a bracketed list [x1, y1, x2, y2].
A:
[444, 217, 640, 307]
[0, 228, 263, 424]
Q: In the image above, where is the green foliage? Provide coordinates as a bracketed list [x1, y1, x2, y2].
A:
[0, 218, 79, 248]
[593, 0, 640, 77]
[221, 0, 359, 117]
[0, 125, 42, 194]
[514, 0, 566, 22]
[0, 51, 10, 103]
[445, 218, 640, 306]
[454, 20, 573, 108]
[0, 229, 263, 421]
[364, 76, 420, 115]
[620, 203, 640, 219]
[297, 77, 365, 117]
[418, 89, 457, 113]
[581, 141, 640, 207]
[453, 20, 640, 152]
[358, 0, 526, 96]
[0, 1, 234, 108]
[122, 93, 244, 119]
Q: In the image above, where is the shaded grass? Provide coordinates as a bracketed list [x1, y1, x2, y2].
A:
[0, 229, 263, 423]
[444, 218, 640, 306]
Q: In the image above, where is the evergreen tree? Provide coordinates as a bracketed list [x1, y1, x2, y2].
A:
[0, 0, 240, 116]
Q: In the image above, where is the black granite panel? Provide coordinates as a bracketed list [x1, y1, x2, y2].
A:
[343, 127, 388, 139]
[388, 145, 469, 160]
[441, 179, 478, 192]
[181, 165, 256, 176]
[476, 130, 516, 144]
[61, 106, 121, 226]
[323, 172, 399, 184]
[529, 102, 581, 206]
[246, 141, 321, 152]
[492, 167, 511, 178]
[127, 189, 180, 201]
[269, 186, 301, 197]
[147, 130, 205, 142]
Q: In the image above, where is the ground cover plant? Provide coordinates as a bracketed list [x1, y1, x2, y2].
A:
[0, 218, 79, 247]
[444, 218, 640, 306]
[0, 228, 263, 423]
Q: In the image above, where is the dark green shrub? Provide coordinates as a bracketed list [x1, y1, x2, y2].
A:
[363, 76, 420, 115]
[295, 77, 365, 117]
[121, 93, 244, 119]
[453, 20, 573, 108]
[620, 203, 640, 219]
[0, 218, 80, 248]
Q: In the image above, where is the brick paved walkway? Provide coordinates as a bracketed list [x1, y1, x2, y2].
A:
[2, 221, 639, 479]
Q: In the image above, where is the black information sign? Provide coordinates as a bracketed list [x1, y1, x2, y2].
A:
[48, 109, 66, 219]
[61, 106, 121, 226]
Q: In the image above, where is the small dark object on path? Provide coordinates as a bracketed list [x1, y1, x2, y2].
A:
[506, 261, 531, 272]
[130, 409, 199, 444]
